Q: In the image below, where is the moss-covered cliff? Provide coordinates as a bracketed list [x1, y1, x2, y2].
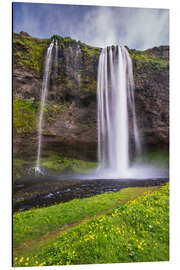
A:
[13, 31, 100, 104]
[129, 46, 169, 150]
[13, 32, 169, 161]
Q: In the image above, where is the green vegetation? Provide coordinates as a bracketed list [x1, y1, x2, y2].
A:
[13, 158, 30, 180]
[13, 97, 39, 134]
[43, 102, 69, 123]
[129, 49, 169, 73]
[13, 155, 97, 180]
[13, 186, 153, 249]
[40, 155, 97, 173]
[13, 32, 49, 72]
[13, 183, 169, 266]
[136, 151, 169, 168]
[64, 36, 76, 43]
[13, 32, 100, 97]
[82, 45, 101, 57]
[13, 97, 72, 134]
[13, 151, 169, 180]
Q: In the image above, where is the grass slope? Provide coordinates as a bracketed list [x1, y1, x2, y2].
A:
[14, 186, 155, 249]
[13, 184, 169, 266]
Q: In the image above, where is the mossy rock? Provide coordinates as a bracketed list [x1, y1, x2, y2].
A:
[13, 97, 39, 134]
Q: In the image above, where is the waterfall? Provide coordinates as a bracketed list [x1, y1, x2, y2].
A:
[97, 45, 141, 177]
[76, 44, 81, 57]
[75, 44, 82, 86]
[54, 39, 58, 80]
[68, 45, 73, 56]
[35, 40, 54, 173]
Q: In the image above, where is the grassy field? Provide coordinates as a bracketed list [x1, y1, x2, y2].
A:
[13, 183, 169, 266]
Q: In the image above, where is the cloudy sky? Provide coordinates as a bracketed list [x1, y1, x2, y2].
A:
[13, 2, 169, 50]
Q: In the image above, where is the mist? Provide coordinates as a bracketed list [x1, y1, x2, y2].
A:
[13, 3, 169, 50]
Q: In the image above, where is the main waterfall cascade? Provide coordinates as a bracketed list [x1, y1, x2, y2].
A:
[97, 45, 141, 178]
[35, 40, 54, 173]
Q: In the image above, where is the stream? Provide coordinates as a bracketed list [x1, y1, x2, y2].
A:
[13, 176, 169, 212]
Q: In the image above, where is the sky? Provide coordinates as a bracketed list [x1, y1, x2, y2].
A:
[13, 2, 169, 50]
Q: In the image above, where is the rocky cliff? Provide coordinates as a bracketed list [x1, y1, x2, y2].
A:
[13, 31, 169, 161]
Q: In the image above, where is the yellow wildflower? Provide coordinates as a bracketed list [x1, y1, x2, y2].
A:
[19, 257, 24, 263]
[39, 262, 46, 266]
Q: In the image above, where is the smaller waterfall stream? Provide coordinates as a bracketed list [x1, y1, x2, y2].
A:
[35, 40, 54, 173]
[75, 45, 82, 86]
[54, 39, 58, 80]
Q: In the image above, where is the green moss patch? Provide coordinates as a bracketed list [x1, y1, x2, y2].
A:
[40, 155, 97, 173]
[13, 32, 49, 72]
[129, 48, 169, 74]
[13, 155, 97, 180]
[13, 97, 39, 134]
[13, 158, 30, 180]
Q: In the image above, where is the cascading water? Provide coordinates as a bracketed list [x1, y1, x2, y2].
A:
[35, 40, 54, 173]
[34, 41, 167, 180]
[75, 45, 82, 86]
[68, 45, 73, 56]
[54, 39, 58, 80]
[97, 45, 141, 178]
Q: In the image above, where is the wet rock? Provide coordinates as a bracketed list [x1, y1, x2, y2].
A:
[13, 176, 169, 213]
[43, 193, 54, 199]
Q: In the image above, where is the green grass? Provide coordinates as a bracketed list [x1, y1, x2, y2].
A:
[13, 155, 97, 180]
[13, 151, 169, 180]
[40, 155, 97, 172]
[13, 184, 169, 266]
[13, 186, 154, 248]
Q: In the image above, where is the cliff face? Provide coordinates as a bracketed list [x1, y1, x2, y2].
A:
[13, 32, 169, 161]
[130, 47, 169, 151]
